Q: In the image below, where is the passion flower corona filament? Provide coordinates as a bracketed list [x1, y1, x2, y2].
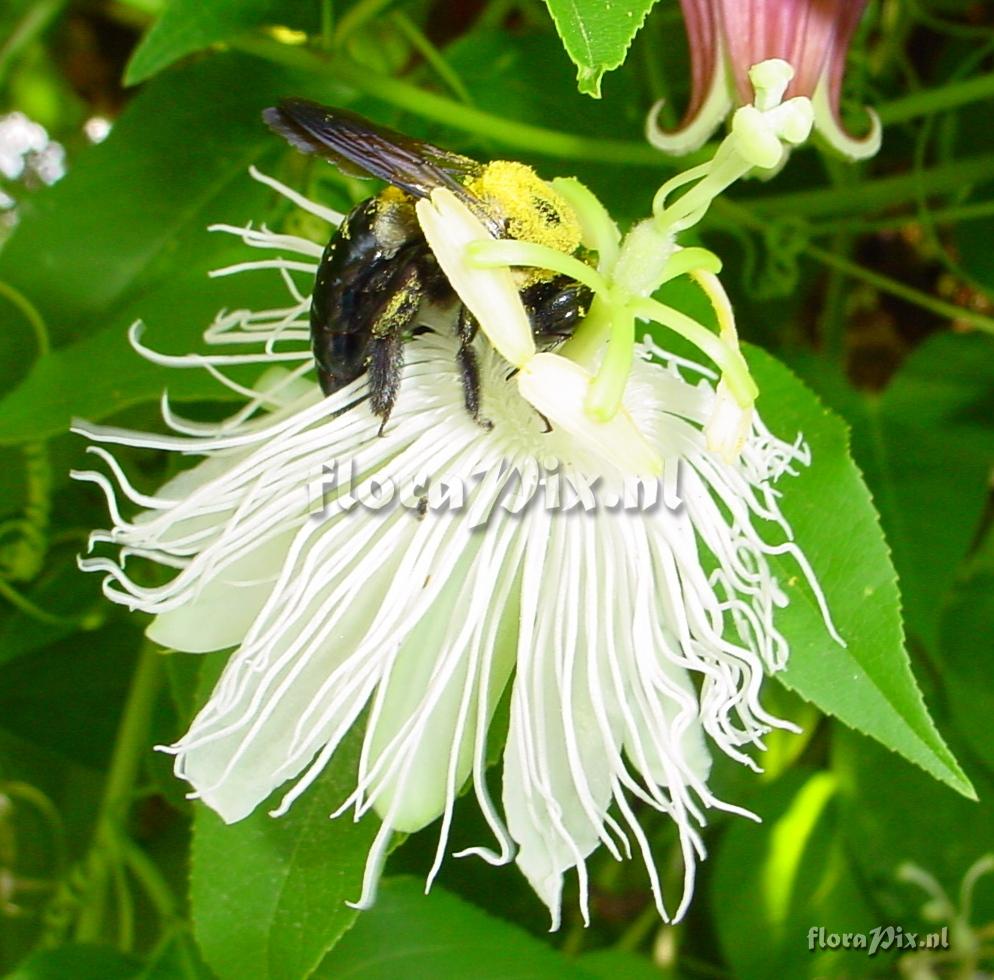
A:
[76, 155, 841, 927]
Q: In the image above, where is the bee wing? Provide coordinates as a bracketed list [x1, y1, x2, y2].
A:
[264, 99, 483, 201]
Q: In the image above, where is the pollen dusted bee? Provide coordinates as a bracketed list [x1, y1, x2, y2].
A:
[263, 98, 593, 428]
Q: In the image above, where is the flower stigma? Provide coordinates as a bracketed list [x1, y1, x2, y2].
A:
[439, 64, 806, 460]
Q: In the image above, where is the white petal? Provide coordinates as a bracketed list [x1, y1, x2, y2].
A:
[517, 353, 662, 476]
[503, 509, 626, 927]
[172, 508, 418, 823]
[147, 528, 297, 652]
[365, 514, 521, 833]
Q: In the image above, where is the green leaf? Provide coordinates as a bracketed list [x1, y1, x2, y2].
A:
[712, 771, 878, 980]
[576, 949, 673, 979]
[126, 0, 318, 86]
[0, 620, 140, 769]
[4, 944, 141, 980]
[190, 724, 380, 980]
[789, 332, 994, 651]
[542, 0, 660, 97]
[746, 347, 972, 799]
[937, 530, 994, 769]
[313, 877, 595, 978]
[833, 725, 994, 932]
[0, 54, 290, 354]
[137, 931, 214, 980]
[0, 264, 286, 445]
[0, 52, 329, 443]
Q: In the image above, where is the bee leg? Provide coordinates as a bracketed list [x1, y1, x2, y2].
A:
[367, 264, 424, 434]
[456, 307, 492, 429]
[367, 333, 405, 435]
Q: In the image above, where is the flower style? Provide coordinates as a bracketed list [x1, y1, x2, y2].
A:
[75, 151, 840, 927]
[649, 0, 881, 160]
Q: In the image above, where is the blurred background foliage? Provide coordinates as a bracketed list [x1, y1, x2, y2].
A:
[0, 0, 992, 977]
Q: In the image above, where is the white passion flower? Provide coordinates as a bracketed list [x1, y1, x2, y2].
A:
[75, 167, 841, 927]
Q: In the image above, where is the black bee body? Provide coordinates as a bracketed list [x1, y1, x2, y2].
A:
[264, 99, 593, 426]
[309, 194, 447, 414]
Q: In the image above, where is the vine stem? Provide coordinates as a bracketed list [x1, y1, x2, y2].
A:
[230, 35, 680, 167]
[716, 198, 994, 338]
[74, 643, 164, 945]
[747, 153, 994, 219]
[805, 241, 994, 336]
[878, 71, 994, 124]
[0, 280, 50, 356]
[0, 0, 65, 88]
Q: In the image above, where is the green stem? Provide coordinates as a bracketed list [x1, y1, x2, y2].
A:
[0, 0, 64, 88]
[75, 644, 164, 944]
[878, 72, 994, 124]
[810, 198, 994, 236]
[332, 0, 395, 45]
[744, 153, 994, 219]
[392, 12, 472, 105]
[0, 781, 67, 872]
[120, 837, 177, 920]
[719, 197, 994, 337]
[319, 0, 333, 48]
[818, 231, 853, 362]
[0, 578, 78, 626]
[230, 35, 676, 167]
[805, 241, 994, 336]
[112, 859, 135, 952]
[0, 280, 51, 356]
[616, 901, 660, 953]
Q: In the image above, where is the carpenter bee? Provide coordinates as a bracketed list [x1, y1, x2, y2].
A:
[263, 98, 593, 427]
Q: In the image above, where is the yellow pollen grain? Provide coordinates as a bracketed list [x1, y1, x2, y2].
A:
[468, 161, 582, 254]
[379, 185, 409, 204]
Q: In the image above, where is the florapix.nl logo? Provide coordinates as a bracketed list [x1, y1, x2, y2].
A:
[807, 925, 950, 957]
[306, 455, 680, 527]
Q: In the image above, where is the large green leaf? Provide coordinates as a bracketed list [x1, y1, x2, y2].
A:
[0, 52, 335, 443]
[4, 945, 140, 980]
[190, 725, 380, 980]
[126, 0, 318, 85]
[0, 263, 289, 445]
[789, 332, 994, 651]
[936, 529, 994, 771]
[542, 0, 660, 97]
[0, 619, 140, 769]
[833, 725, 994, 933]
[712, 771, 878, 980]
[746, 347, 972, 798]
[0, 54, 291, 353]
[577, 949, 673, 979]
[313, 877, 595, 978]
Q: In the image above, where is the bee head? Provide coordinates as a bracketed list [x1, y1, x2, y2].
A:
[469, 162, 582, 255]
